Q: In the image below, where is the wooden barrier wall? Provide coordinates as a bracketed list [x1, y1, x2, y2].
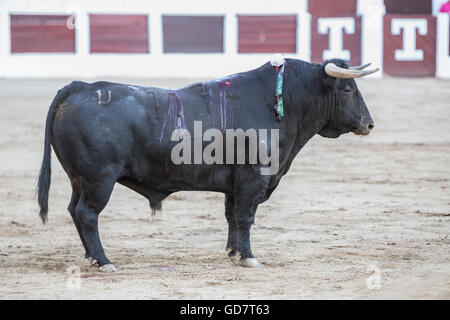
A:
[0, 0, 449, 78]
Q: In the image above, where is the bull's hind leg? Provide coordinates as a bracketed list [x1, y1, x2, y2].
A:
[67, 179, 92, 263]
[224, 194, 239, 263]
[75, 176, 116, 272]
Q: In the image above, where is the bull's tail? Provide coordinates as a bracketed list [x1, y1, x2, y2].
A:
[37, 81, 85, 223]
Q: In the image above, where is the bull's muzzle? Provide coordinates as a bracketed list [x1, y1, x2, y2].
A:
[353, 121, 374, 136]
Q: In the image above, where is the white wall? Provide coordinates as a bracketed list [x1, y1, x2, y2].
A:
[358, 0, 385, 79]
[433, 1, 450, 78]
[433, 0, 449, 14]
[436, 13, 450, 78]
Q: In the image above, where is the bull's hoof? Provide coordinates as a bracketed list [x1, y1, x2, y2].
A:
[229, 254, 240, 264]
[240, 258, 262, 268]
[98, 264, 117, 273]
[226, 248, 240, 264]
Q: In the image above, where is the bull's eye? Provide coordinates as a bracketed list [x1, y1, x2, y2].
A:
[344, 87, 352, 93]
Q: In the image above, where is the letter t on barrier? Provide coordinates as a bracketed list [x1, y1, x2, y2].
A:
[318, 17, 355, 61]
[391, 19, 428, 61]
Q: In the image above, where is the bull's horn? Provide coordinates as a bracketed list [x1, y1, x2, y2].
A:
[349, 63, 371, 70]
[325, 63, 379, 79]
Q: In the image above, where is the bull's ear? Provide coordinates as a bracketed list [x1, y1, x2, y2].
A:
[320, 64, 337, 92]
[321, 59, 350, 91]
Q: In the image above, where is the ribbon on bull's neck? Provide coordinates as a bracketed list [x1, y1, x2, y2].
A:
[270, 54, 285, 120]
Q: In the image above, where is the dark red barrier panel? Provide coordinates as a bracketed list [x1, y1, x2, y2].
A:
[308, 0, 360, 65]
[238, 15, 297, 53]
[383, 15, 436, 76]
[384, 0, 431, 14]
[308, 0, 357, 16]
[10, 14, 75, 53]
[163, 15, 223, 53]
[90, 14, 148, 53]
[310, 15, 361, 65]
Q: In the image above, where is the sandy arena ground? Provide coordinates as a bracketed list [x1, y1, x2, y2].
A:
[0, 76, 449, 299]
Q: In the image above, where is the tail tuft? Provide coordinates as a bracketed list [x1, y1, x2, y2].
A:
[149, 200, 162, 216]
[37, 147, 51, 223]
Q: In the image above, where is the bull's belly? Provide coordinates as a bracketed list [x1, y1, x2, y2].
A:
[125, 161, 235, 194]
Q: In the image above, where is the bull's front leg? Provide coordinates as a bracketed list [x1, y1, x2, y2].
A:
[224, 194, 239, 263]
[234, 202, 261, 267]
[228, 167, 269, 268]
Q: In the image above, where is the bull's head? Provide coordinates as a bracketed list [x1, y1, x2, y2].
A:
[318, 59, 378, 138]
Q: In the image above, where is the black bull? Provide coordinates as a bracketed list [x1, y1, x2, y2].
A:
[37, 58, 375, 271]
